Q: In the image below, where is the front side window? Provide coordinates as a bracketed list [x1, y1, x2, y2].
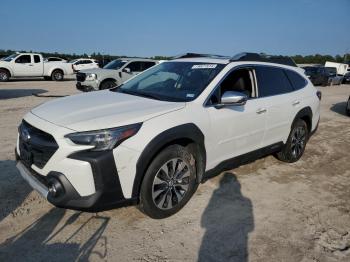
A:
[15, 55, 31, 64]
[255, 66, 294, 97]
[112, 62, 225, 102]
[208, 68, 255, 105]
[103, 59, 127, 70]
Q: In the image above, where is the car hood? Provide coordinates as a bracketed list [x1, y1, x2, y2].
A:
[80, 68, 115, 74]
[31, 91, 185, 131]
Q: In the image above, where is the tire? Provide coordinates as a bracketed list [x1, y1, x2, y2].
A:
[139, 145, 198, 219]
[51, 69, 64, 81]
[276, 119, 309, 163]
[0, 69, 10, 82]
[99, 80, 117, 90]
[346, 99, 350, 116]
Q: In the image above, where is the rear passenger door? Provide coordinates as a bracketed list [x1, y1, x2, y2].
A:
[255, 66, 298, 146]
[31, 55, 43, 76]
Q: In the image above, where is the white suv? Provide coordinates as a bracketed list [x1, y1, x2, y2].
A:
[16, 53, 321, 219]
[69, 58, 99, 72]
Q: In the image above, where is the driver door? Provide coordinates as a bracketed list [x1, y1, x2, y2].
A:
[121, 61, 142, 82]
[13, 55, 33, 76]
[206, 67, 267, 166]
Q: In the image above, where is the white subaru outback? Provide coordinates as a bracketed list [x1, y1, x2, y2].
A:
[16, 53, 321, 219]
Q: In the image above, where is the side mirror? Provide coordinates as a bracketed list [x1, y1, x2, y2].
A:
[219, 91, 248, 107]
[123, 67, 131, 73]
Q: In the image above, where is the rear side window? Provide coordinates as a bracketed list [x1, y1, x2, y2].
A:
[34, 55, 41, 63]
[127, 62, 142, 72]
[284, 70, 307, 90]
[142, 62, 156, 71]
[255, 66, 294, 97]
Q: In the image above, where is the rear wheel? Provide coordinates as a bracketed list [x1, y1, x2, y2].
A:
[99, 79, 117, 90]
[276, 119, 309, 163]
[0, 69, 10, 82]
[51, 70, 64, 81]
[139, 145, 198, 219]
[346, 98, 350, 116]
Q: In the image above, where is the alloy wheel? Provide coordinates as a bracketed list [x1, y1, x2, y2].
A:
[0, 72, 8, 81]
[291, 126, 306, 158]
[151, 158, 190, 210]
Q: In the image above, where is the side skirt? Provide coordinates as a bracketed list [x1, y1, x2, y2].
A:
[202, 142, 284, 182]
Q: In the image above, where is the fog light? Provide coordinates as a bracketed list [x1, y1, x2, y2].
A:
[48, 178, 64, 198]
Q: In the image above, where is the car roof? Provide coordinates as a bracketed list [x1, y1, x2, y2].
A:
[171, 58, 303, 74]
[118, 57, 157, 62]
[172, 52, 298, 67]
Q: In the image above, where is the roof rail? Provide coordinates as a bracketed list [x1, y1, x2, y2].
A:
[172, 53, 229, 60]
[230, 52, 297, 67]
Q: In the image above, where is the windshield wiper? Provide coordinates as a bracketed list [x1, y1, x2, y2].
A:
[115, 89, 162, 100]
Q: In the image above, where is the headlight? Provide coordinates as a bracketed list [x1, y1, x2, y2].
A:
[65, 123, 142, 151]
[85, 73, 97, 81]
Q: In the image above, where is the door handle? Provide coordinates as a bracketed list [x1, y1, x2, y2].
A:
[292, 100, 300, 106]
[28, 64, 34, 66]
[256, 108, 267, 114]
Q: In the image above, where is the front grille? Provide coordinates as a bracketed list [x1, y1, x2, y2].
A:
[76, 72, 86, 82]
[18, 120, 58, 169]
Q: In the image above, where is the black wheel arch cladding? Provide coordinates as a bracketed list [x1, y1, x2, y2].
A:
[132, 123, 206, 199]
[292, 106, 313, 133]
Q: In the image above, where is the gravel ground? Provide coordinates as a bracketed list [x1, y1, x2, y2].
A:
[0, 79, 349, 262]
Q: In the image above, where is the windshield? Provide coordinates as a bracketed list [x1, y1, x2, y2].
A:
[303, 67, 318, 75]
[68, 59, 78, 64]
[112, 61, 225, 102]
[103, 59, 127, 70]
[1, 54, 18, 62]
[325, 67, 337, 76]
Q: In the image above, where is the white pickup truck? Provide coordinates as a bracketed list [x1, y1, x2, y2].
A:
[0, 53, 74, 81]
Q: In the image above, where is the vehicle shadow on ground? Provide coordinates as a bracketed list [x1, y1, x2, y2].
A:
[330, 102, 348, 116]
[0, 160, 32, 223]
[0, 89, 47, 99]
[8, 78, 74, 82]
[0, 208, 110, 261]
[198, 173, 254, 262]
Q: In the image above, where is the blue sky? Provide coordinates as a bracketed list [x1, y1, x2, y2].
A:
[1, 0, 349, 57]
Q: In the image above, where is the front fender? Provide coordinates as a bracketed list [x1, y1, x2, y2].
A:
[131, 123, 206, 199]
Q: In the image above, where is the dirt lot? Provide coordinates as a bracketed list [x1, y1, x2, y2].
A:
[0, 79, 349, 262]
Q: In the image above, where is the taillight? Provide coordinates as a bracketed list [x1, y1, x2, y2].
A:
[316, 90, 322, 100]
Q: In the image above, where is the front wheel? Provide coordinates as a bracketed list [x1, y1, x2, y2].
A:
[0, 69, 10, 82]
[139, 145, 198, 219]
[99, 80, 117, 90]
[276, 119, 309, 163]
[51, 70, 64, 81]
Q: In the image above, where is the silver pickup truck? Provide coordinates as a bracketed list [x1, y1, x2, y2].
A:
[76, 58, 158, 91]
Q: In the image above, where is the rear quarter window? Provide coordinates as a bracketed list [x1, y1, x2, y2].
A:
[255, 66, 294, 97]
[284, 70, 307, 90]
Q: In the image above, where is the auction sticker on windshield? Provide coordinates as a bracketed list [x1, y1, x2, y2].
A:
[191, 64, 217, 69]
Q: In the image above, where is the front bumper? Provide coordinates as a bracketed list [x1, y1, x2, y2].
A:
[15, 149, 137, 212]
[76, 81, 99, 92]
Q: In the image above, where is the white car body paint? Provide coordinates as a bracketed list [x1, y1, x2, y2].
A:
[16, 57, 321, 204]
